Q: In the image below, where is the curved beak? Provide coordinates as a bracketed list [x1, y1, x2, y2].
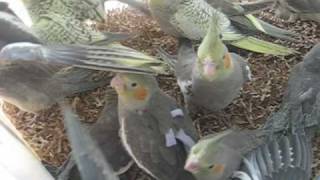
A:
[111, 74, 125, 92]
[184, 158, 200, 173]
[203, 61, 216, 78]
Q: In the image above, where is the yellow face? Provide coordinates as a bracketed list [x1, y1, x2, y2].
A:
[111, 73, 150, 102]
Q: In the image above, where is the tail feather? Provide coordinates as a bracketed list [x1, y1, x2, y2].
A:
[257, 19, 297, 40]
[230, 36, 297, 55]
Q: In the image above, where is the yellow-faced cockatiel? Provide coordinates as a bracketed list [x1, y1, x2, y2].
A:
[148, 0, 297, 55]
[111, 73, 199, 180]
[160, 16, 251, 113]
[183, 43, 320, 180]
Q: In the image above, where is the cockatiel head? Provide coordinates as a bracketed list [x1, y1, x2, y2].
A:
[184, 130, 242, 180]
[111, 73, 159, 110]
[196, 14, 233, 82]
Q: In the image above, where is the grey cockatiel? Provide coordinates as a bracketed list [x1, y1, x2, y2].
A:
[0, 101, 55, 180]
[111, 73, 199, 180]
[0, 42, 167, 112]
[160, 16, 251, 113]
[183, 43, 320, 180]
[274, 0, 320, 23]
[148, 0, 297, 55]
[0, 3, 40, 49]
[57, 89, 132, 180]
[60, 103, 120, 180]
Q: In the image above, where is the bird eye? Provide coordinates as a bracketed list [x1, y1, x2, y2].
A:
[131, 82, 137, 87]
[208, 164, 215, 169]
[219, 34, 223, 39]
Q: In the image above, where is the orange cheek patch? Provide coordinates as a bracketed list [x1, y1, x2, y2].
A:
[223, 53, 232, 69]
[212, 164, 225, 174]
[134, 87, 148, 100]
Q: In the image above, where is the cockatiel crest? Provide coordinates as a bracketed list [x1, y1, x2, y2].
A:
[197, 14, 233, 82]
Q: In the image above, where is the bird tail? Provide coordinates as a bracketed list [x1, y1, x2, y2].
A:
[44, 43, 170, 75]
[245, 14, 297, 40]
[230, 36, 298, 55]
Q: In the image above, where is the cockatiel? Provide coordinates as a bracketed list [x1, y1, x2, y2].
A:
[0, 3, 40, 49]
[148, 0, 297, 55]
[20, 0, 130, 45]
[111, 73, 199, 180]
[185, 128, 313, 180]
[274, 0, 320, 23]
[0, 100, 55, 180]
[57, 89, 132, 180]
[22, 0, 105, 23]
[0, 42, 167, 112]
[60, 103, 120, 180]
[183, 43, 320, 180]
[160, 16, 251, 113]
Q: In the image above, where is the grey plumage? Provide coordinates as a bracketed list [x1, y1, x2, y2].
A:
[232, 44, 320, 180]
[60, 103, 120, 180]
[185, 43, 320, 180]
[113, 73, 198, 180]
[57, 89, 133, 180]
[0, 39, 163, 112]
[0, 6, 40, 49]
[160, 38, 250, 113]
[0, 42, 111, 112]
[274, 0, 320, 22]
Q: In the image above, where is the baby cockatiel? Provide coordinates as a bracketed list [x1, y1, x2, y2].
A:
[274, 0, 320, 23]
[111, 73, 199, 180]
[184, 43, 320, 180]
[0, 42, 164, 112]
[163, 16, 251, 113]
[148, 0, 296, 55]
[185, 129, 313, 180]
[57, 89, 133, 180]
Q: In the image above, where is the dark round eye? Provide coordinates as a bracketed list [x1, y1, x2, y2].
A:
[208, 164, 215, 169]
[131, 82, 137, 87]
[219, 34, 223, 39]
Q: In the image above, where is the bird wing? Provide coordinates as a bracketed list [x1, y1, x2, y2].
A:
[150, 92, 199, 149]
[61, 104, 120, 180]
[119, 110, 187, 180]
[31, 12, 109, 45]
[0, 11, 41, 44]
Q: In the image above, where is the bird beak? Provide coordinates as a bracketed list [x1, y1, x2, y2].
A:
[184, 158, 200, 173]
[111, 74, 125, 92]
[203, 61, 216, 78]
